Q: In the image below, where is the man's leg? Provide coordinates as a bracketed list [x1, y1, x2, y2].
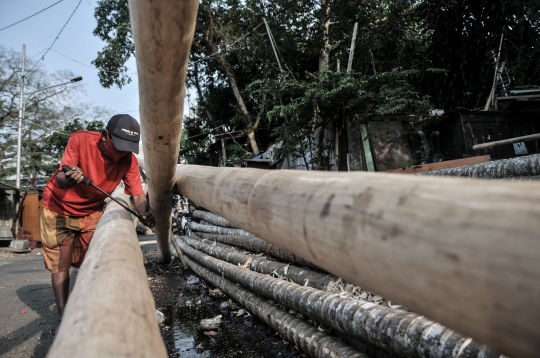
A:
[51, 271, 70, 321]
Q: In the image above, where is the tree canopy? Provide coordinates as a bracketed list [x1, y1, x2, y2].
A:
[92, 0, 540, 167]
[0, 45, 111, 188]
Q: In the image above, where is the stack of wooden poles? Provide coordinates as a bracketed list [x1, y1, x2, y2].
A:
[172, 211, 502, 358]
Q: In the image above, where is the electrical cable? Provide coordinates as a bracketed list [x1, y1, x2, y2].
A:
[50, 48, 138, 75]
[29, 0, 83, 71]
[0, 0, 65, 32]
[27, 48, 50, 60]
[185, 125, 228, 140]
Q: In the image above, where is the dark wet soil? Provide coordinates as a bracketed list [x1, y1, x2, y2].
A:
[145, 253, 305, 358]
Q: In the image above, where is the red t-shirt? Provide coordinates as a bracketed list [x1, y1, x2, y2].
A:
[42, 131, 144, 216]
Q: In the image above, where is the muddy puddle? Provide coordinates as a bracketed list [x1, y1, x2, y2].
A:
[146, 254, 304, 358]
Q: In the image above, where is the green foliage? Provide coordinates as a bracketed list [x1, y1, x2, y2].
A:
[179, 116, 217, 165]
[44, 118, 105, 161]
[225, 143, 252, 162]
[92, 0, 133, 88]
[0, 45, 104, 187]
[91, 0, 540, 170]
[416, 0, 540, 109]
[260, 69, 432, 169]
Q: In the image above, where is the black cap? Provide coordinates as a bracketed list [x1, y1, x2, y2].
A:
[106, 114, 140, 154]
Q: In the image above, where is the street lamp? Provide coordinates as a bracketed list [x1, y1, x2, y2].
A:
[15, 72, 83, 188]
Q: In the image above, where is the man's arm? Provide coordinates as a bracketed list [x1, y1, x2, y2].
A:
[133, 194, 156, 228]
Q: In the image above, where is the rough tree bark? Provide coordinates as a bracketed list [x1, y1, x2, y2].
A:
[193, 22, 260, 155]
[193, 210, 239, 228]
[184, 255, 367, 358]
[196, 232, 320, 270]
[318, 0, 341, 71]
[48, 190, 166, 357]
[130, 0, 199, 262]
[189, 221, 253, 237]
[416, 154, 540, 178]
[175, 237, 501, 358]
[181, 235, 335, 290]
[175, 164, 540, 358]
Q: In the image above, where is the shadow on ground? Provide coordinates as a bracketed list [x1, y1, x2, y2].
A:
[0, 270, 78, 358]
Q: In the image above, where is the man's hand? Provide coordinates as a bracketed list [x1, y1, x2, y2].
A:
[140, 211, 156, 228]
[57, 166, 85, 189]
[133, 193, 155, 228]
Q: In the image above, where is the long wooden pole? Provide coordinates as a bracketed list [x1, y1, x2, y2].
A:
[347, 22, 358, 72]
[128, 0, 199, 262]
[175, 165, 540, 358]
[473, 133, 540, 150]
[47, 190, 166, 357]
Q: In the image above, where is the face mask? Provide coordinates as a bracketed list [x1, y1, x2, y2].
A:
[103, 134, 130, 162]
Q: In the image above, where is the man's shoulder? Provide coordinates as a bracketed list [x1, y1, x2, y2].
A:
[70, 130, 101, 139]
[69, 130, 101, 144]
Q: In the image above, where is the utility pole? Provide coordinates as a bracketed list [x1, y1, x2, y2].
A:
[347, 23, 358, 72]
[16, 44, 26, 189]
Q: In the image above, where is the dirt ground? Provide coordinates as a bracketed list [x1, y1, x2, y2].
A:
[0, 248, 78, 358]
[0, 236, 304, 358]
[144, 248, 305, 358]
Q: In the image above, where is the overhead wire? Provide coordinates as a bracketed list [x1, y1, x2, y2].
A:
[0, 0, 65, 32]
[50, 48, 138, 75]
[185, 125, 228, 140]
[29, 0, 83, 71]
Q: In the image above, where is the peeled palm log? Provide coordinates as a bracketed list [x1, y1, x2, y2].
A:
[48, 190, 166, 357]
[184, 256, 367, 358]
[175, 165, 540, 358]
[129, 0, 199, 262]
[193, 210, 239, 228]
[197, 232, 320, 270]
[189, 221, 253, 236]
[182, 235, 335, 290]
[175, 237, 499, 358]
[417, 154, 540, 178]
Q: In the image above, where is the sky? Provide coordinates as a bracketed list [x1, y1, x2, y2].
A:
[0, 0, 193, 124]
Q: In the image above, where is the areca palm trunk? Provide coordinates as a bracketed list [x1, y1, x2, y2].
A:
[189, 221, 253, 236]
[193, 210, 239, 228]
[196, 232, 320, 270]
[416, 154, 540, 178]
[176, 237, 501, 358]
[181, 235, 335, 290]
[184, 255, 366, 358]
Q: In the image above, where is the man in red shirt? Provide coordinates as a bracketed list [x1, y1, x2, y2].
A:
[40, 114, 155, 324]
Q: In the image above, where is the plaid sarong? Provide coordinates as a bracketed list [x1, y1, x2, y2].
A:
[40, 208, 103, 273]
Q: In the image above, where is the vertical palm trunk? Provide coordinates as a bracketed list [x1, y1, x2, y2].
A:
[129, 0, 199, 262]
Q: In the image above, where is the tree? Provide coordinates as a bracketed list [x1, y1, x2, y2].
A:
[91, 0, 540, 169]
[0, 45, 111, 188]
[44, 118, 105, 161]
[416, 0, 540, 110]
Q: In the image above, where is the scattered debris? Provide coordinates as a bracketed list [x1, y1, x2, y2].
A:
[209, 288, 223, 297]
[155, 309, 165, 324]
[240, 257, 253, 268]
[199, 315, 222, 330]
